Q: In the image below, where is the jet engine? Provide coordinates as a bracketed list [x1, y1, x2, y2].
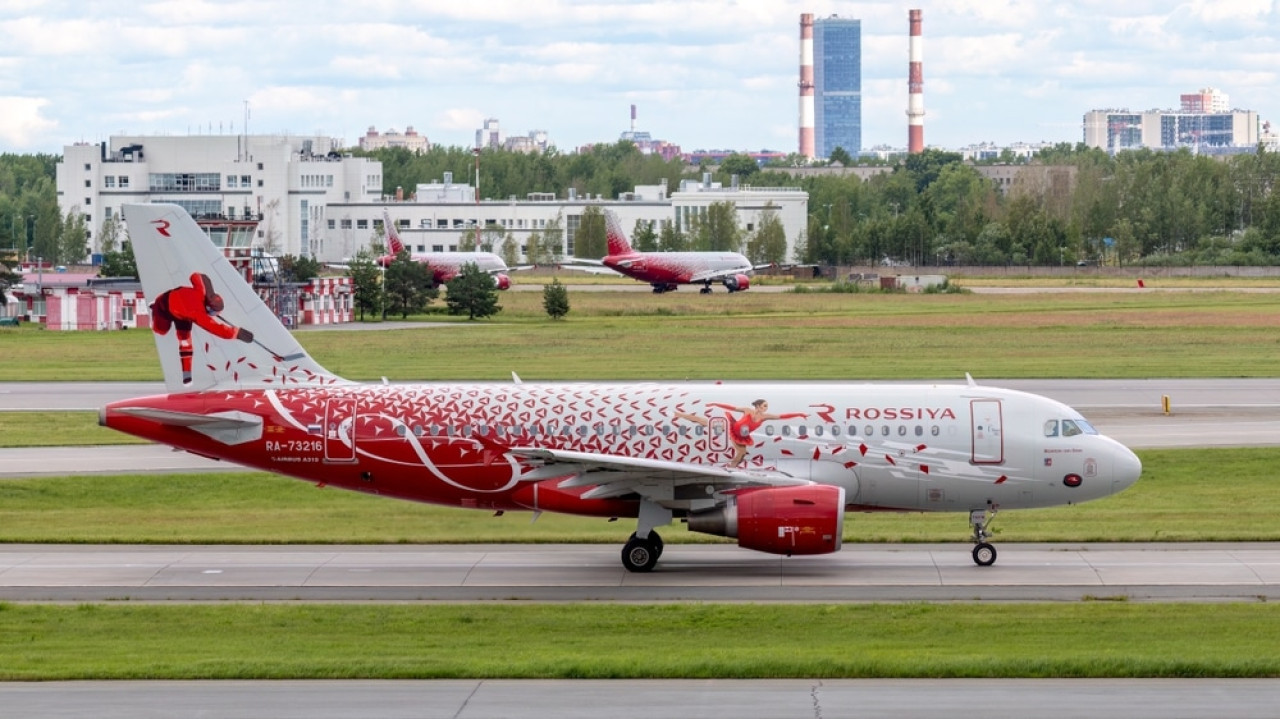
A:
[722, 274, 751, 292]
[687, 485, 845, 556]
[493, 273, 511, 290]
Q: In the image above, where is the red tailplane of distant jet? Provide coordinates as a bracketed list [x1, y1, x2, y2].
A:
[381, 209, 515, 290]
[568, 211, 770, 294]
[103, 204, 1141, 572]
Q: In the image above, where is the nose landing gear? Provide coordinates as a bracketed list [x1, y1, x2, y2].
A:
[969, 507, 998, 567]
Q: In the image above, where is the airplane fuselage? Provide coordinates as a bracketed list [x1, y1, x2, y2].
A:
[603, 252, 753, 292]
[382, 251, 511, 288]
[104, 381, 1141, 520]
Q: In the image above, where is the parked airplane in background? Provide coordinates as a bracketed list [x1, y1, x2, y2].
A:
[104, 204, 1142, 572]
[380, 210, 516, 290]
[568, 211, 773, 294]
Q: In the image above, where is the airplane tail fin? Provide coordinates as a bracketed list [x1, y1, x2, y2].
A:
[604, 210, 635, 255]
[383, 209, 407, 255]
[123, 203, 347, 393]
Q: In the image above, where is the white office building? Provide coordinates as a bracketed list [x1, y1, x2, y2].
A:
[326, 174, 809, 263]
[57, 134, 383, 261]
[58, 135, 809, 264]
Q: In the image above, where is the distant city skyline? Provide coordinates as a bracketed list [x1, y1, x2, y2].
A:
[1, 1, 1277, 155]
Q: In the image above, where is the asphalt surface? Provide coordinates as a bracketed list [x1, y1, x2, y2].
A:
[2, 543, 1279, 603]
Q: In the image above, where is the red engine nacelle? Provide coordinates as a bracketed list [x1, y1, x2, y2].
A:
[687, 485, 845, 556]
[722, 274, 751, 292]
[493, 273, 511, 290]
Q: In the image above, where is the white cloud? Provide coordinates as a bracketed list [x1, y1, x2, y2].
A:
[1, 1, 1278, 152]
[0, 96, 57, 148]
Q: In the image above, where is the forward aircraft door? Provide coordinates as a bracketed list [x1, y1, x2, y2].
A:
[324, 397, 357, 463]
[970, 399, 1004, 464]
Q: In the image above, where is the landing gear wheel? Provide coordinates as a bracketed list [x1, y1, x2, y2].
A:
[700, 285, 712, 294]
[630, 531, 664, 559]
[622, 534, 661, 573]
[972, 542, 997, 567]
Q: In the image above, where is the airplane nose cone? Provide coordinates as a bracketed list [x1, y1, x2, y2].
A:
[1113, 445, 1142, 492]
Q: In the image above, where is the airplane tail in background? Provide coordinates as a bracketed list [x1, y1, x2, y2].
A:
[382, 209, 407, 255]
[604, 210, 635, 256]
[123, 204, 347, 393]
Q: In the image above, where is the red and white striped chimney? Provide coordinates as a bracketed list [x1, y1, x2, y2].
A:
[907, 9, 925, 154]
[798, 13, 815, 160]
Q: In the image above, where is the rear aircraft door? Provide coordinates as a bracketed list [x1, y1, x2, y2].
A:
[970, 399, 1004, 464]
[324, 397, 357, 463]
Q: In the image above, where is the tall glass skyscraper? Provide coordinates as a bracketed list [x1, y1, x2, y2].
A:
[813, 16, 861, 159]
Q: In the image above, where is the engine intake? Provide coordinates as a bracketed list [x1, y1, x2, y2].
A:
[722, 274, 751, 292]
[687, 485, 845, 556]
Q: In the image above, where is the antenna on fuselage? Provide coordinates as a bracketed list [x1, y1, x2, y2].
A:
[965, 373, 978, 387]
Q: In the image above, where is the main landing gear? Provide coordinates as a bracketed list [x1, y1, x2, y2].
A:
[622, 499, 673, 572]
[622, 531, 664, 572]
[969, 507, 999, 566]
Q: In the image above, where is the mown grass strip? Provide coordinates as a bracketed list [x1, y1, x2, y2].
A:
[0, 448, 1275, 543]
[3, 603, 1279, 680]
[4, 291, 1280, 380]
[0, 411, 148, 447]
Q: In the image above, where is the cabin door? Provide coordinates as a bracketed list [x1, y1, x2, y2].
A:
[324, 397, 357, 463]
[970, 399, 1004, 464]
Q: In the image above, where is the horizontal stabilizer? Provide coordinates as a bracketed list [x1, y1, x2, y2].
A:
[112, 407, 263, 445]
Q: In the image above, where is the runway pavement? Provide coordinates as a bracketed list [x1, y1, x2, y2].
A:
[2, 543, 1279, 603]
[3, 679, 1280, 719]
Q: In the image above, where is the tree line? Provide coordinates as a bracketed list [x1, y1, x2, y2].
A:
[359, 140, 1280, 267]
[7, 139, 1280, 289]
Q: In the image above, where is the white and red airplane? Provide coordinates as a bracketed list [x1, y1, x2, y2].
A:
[103, 204, 1142, 572]
[380, 210, 515, 290]
[569, 211, 770, 294]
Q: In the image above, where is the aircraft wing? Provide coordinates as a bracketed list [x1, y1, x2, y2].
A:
[554, 258, 624, 276]
[508, 446, 812, 501]
[686, 267, 752, 284]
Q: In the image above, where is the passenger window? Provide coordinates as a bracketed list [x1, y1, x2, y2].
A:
[1044, 420, 1059, 437]
[1061, 419, 1082, 437]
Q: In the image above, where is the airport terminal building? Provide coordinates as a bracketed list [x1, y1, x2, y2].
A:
[56, 135, 810, 264]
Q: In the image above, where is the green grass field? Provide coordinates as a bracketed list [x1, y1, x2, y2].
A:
[3, 290, 1280, 379]
[0, 448, 1272, 544]
[4, 603, 1280, 679]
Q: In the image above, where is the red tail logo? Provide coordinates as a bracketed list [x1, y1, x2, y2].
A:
[152, 219, 171, 237]
[605, 211, 634, 256]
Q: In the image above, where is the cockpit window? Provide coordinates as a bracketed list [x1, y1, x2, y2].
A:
[1075, 419, 1098, 435]
[1061, 419, 1082, 437]
[1043, 419, 1059, 437]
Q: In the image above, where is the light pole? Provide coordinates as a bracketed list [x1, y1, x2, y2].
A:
[472, 147, 481, 251]
[27, 216, 36, 266]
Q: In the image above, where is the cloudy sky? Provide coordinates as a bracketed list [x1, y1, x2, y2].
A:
[1, 1, 1276, 155]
